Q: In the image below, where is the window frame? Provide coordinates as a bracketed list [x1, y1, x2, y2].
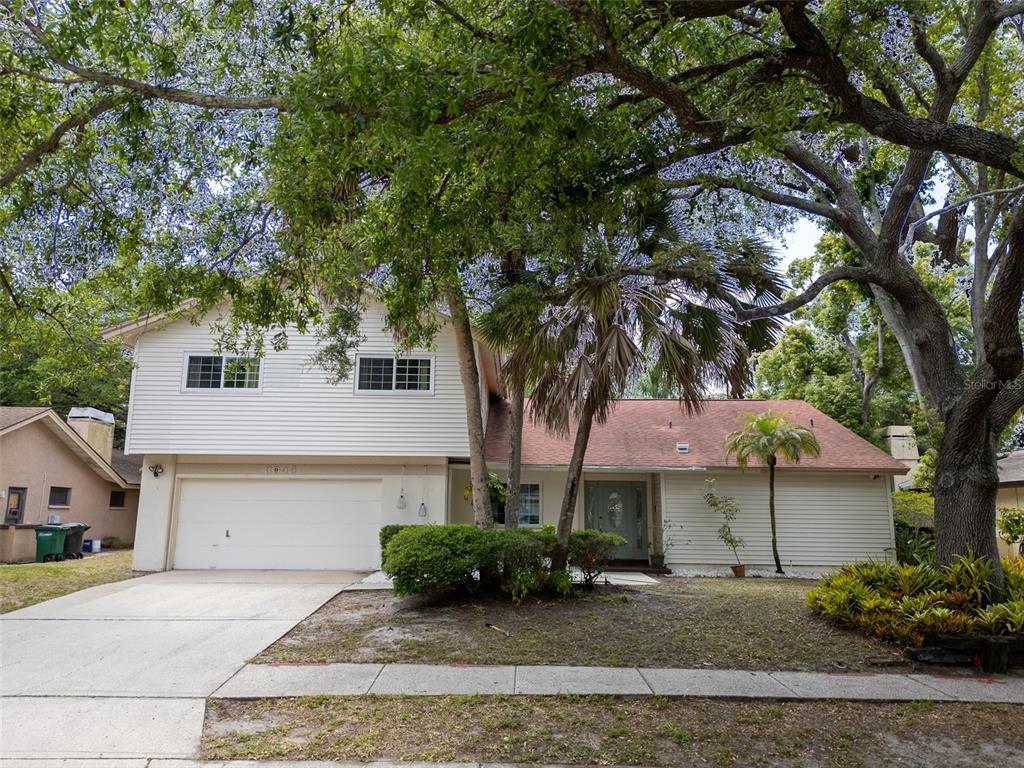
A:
[5, 487, 27, 525]
[48, 486, 72, 509]
[109, 490, 127, 509]
[353, 354, 435, 396]
[491, 482, 542, 528]
[181, 352, 263, 393]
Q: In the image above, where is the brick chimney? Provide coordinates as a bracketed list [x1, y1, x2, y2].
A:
[66, 407, 114, 464]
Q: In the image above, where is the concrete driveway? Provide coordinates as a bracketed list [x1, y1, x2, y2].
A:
[0, 569, 365, 759]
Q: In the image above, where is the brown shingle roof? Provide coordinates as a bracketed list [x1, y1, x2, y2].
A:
[999, 450, 1024, 486]
[0, 406, 49, 431]
[111, 449, 143, 485]
[484, 399, 907, 473]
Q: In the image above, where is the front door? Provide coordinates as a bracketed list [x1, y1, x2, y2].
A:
[585, 481, 647, 560]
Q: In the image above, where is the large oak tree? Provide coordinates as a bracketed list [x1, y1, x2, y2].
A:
[3, 0, 1023, 582]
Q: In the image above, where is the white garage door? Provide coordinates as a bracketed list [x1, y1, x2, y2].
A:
[172, 478, 383, 570]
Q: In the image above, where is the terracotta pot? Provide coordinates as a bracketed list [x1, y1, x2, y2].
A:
[730, 564, 746, 578]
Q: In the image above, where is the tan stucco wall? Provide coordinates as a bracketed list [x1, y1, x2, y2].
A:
[0, 421, 138, 556]
[998, 486, 1023, 509]
[0, 527, 37, 563]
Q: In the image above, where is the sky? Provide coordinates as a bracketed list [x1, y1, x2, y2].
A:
[773, 217, 823, 272]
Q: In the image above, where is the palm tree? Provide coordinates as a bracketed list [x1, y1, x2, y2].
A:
[724, 411, 821, 574]
[482, 194, 785, 569]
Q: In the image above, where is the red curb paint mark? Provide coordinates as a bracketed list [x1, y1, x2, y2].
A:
[925, 674, 1006, 685]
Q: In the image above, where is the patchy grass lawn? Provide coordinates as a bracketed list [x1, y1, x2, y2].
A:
[204, 696, 1022, 766]
[0, 550, 138, 613]
[257, 577, 908, 671]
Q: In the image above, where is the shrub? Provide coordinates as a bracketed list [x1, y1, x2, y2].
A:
[808, 554, 1022, 647]
[977, 601, 1024, 635]
[383, 525, 488, 596]
[943, 552, 994, 606]
[893, 517, 935, 565]
[892, 491, 935, 528]
[997, 507, 1024, 546]
[568, 530, 627, 586]
[380, 524, 413, 553]
[382, 524, 597, 602]
[1004, 556, 1024, 602]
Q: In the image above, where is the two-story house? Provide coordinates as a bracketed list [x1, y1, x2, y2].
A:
[107, 300, 905, 573]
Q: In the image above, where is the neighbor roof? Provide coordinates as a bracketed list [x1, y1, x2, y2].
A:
[0, 406, 49, 431]
[0, 407, 140, 487]
[999, 450, 1024, 486]
[484, 399, 907, 473]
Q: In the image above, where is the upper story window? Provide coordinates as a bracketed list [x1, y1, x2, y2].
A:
[185, 355, 260, 390]
[355, 356, 432, 393]
[109, 490, 126, 509]
[48, 486, 71, 508]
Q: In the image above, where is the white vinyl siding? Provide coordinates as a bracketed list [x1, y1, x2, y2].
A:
[661, 471, 895, 568]
[126, 301, 471, 456]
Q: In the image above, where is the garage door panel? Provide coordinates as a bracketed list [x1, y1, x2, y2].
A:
[173, 478, 383, 570]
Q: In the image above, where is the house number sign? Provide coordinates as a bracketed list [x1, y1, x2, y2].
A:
[265, 464, 297, 475]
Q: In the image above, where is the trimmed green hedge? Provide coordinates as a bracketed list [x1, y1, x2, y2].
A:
[807, 555, 1024, 646]
[379, 524, 413, 553]
[380, 524, 626, 602]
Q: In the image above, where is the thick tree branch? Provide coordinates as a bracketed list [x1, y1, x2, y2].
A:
[774, 3, 1024, 177]
[1, 97, 123, 190]
[730, 266, 881, 322]
[664, 174, 838, 219]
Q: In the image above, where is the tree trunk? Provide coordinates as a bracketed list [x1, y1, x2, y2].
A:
[504, 380, 525, 529]
[445, 287, 491, 527]
[933, 429, 1003, 582]
[551, 388, 600, 571]
[768, 455, 784, 575]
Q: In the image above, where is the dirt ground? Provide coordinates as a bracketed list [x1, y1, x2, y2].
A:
[203, 695, 1023, 766]
[256, 576, 909, 671]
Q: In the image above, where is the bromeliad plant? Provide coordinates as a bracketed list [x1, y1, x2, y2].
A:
[807, 554, 1024, 646]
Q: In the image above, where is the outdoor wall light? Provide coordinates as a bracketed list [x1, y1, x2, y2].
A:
[396, 491, 407, 510]
[148, 463, 164, 478]
[418, 502, 428, 517]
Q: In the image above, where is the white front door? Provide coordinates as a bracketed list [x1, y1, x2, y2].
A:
[172, 478, 383, 569]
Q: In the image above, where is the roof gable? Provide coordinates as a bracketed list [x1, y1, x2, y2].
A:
[0, 407, 139, 487]
[484, 399, 907, 473]
[999, 450, 1024, 486]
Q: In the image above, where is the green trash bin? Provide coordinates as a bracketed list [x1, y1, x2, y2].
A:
[35, 526, 68, 563]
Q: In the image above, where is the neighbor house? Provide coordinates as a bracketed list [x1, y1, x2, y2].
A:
[998, 450, 1023, 559]
[107, 302, 905, 573]
[998, 450, 1024, 510]
[0, 407, 141, 562]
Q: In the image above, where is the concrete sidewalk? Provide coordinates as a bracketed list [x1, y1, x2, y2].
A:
[213, 661, 1024, 703]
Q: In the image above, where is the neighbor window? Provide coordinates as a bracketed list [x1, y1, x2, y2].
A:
[185, 355, 260, 390]
[356, 356, 432, 392]
[109, 490, 126, 509]
[5, 487, 26, 525]
[493, 483, 542, 527]
[48, 486, 71, 508]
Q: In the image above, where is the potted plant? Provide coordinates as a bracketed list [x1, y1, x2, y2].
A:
[997, 507, 1024, 559]
[704, 480, 747, 577]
